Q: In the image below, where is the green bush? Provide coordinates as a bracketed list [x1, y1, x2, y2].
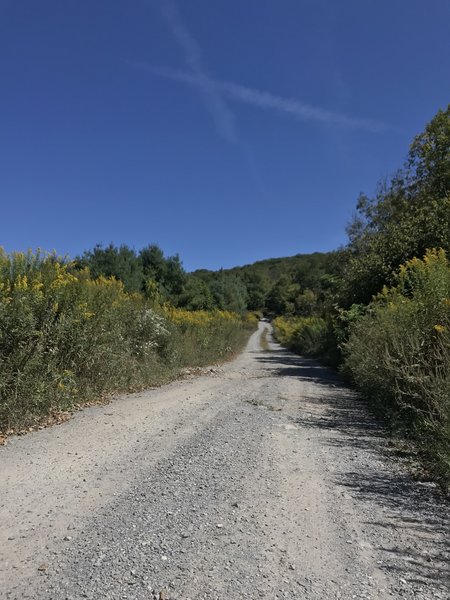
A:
[273, 315, 330, 358]
[344, 249, 450, 486]
[163, 308, 256, 367]
[0, 250, 255, 433]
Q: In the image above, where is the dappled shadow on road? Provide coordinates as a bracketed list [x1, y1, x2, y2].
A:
[258, 346, 450, 587]
[256, 348, 343, 386]
[256, 348, 372, 437]
[340, 469, 450, 585]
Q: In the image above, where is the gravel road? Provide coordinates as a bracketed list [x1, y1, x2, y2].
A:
[1, 323, 449, 600]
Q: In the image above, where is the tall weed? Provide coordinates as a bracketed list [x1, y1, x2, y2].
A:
[164, 307, 255, 366]
[0, 251, 255, 433]
[273, 315, 338, 363]
[344, 249, 450, 487]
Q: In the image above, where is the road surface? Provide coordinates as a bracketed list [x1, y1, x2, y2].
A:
[1, 323, 448, 599]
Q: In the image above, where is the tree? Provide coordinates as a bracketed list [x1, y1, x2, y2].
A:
[265, 276, 293, 315]
[243, 271, 269, 311]
[139, 244, 186, 302]
[407, 105, 450, 199]
[177, 276, 215, 310]
[209, 273, 248, 313]
[80, 243, 143, 293]
[340, 106, 450, 306]
[294, 289, 318, 316]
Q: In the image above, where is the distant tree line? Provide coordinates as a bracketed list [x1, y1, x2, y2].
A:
[75, 243, 337, 316]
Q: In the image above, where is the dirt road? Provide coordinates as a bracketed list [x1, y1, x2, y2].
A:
[1, 323, 448, 599]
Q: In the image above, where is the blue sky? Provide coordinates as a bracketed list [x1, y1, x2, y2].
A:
[1, 0, 449, 271]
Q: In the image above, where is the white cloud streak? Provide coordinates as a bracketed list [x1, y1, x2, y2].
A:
[221, 80, 386, 133]
[131, 63, 386, 134]
[159, 0, 238, 143]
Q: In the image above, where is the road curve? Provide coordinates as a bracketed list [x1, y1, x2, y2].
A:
[1, 323, 448, 599]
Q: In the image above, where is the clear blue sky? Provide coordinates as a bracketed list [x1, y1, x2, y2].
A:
[1, 0, 449, 271]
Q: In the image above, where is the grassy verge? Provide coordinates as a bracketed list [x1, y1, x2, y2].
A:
[163, 307, 256, 367]
[0, 251, 256, 436]
[343, 250, 450, 491]
[272, 315, 340, 366]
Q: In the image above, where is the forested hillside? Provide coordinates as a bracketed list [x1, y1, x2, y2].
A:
[75, 243, 337, 317]
[189, 252, 336, 314]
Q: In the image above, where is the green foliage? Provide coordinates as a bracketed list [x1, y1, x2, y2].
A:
[341, 105, 450, 306]
[342, 192, 450, 306]
[140, 244, 186, 300]
[294, 289, 318, 317]
[408, 105, 450, 199]
[268, 106, 450, 488]
[242, 271, 270, 311]
[344, 250, 450, 486]
[0, 251, 171, 430]
[0, 250, 254, 433]
[177, 276, 215, 311]
[265, 275, 295, 315]
[78, 243, 187, 304]
[191, 252, 336, 316]
[225, 252, 333, 286]
[291, 253, 334, 290]
[164, 308, 255, 367]
[273, 315, 329, 359]
[78, 243, 143, 293]
[207, 273, 249, 314]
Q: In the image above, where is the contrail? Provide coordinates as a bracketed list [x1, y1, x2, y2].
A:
[154, 1, 269, 197]
[220, 80, 385, 133]
[159, 0, 238, 143]
[131, 63, 386, 133]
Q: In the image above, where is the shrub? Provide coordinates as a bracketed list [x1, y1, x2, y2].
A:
[273, 315, 329, 358]
[163, 307, 255, 366]
[344, 249, 450, 486]
[0, 250, 255, 433]
[0, 251, 171, 430]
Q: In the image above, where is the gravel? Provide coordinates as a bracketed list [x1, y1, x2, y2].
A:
[1, 323, 449, 599]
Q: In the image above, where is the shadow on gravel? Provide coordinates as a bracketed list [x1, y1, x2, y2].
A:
[340, 469, 450, 585]
[257, 347, 450, 587]
[256, 349, 342, 386]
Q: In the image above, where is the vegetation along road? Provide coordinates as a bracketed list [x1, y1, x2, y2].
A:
[1, 323, 448, 600]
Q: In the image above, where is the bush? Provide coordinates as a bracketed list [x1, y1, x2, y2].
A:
[344, 249, 450, 486]
[0, 250, 255, 433]
[273, 315, 330, 358]
[163, 307, 255, 366]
